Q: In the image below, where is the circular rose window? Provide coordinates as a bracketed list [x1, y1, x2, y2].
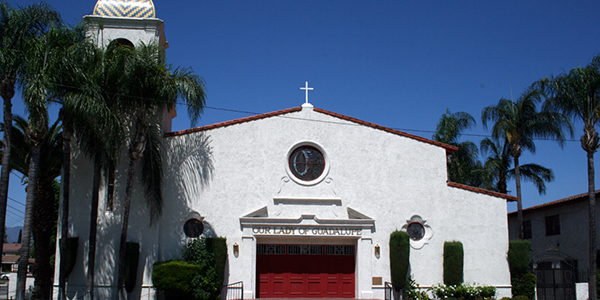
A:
[183, 218, 204, 238]
[288, 146, 325, 181]
[407, 222, 425, 241]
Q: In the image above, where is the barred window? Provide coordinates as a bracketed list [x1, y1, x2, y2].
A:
[288, 245, 323, 255]
[257, 244, 286, 255]
[325, 245, 354, 255]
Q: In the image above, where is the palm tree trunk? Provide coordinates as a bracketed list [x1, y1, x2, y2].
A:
[514, 155, 523, 240]
[16, 143, 41, 300]
[31, 178, 57, 299]
[58, 123, 71, 299]
[86, 162, 102, 300]
[0, 93, 14, 264]
[588, 150, 597, 300]
[117, 155, 137, 299]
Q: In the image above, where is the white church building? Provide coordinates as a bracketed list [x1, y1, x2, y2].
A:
[53, 1, 515, 299]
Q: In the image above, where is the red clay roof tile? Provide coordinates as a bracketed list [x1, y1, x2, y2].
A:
[447, 181, 518, 201]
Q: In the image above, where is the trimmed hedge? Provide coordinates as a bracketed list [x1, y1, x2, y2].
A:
[389, 230, 410, 288]
[124, 242, 140, 293]
[512, 272, 536, 300]
[207, 237, 227, 288]
[508, 240, 531, 275]
[443, 241, 464, 285]
[152, 260, 202, 300]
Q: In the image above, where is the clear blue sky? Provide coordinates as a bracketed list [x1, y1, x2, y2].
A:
[5, 0, 600, 228]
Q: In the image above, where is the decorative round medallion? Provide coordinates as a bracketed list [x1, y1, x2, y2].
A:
[288, 145, 325, 182]
[407, 222, 425, 241]
[183, 218, 204, 238]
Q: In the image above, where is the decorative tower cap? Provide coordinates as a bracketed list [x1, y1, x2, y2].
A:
[93, 0, 156, 18]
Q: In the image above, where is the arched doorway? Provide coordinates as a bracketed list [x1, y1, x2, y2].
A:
[532, 250, 577, 300]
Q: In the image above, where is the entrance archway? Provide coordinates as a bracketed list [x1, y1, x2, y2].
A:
[532, 250, 577, 300]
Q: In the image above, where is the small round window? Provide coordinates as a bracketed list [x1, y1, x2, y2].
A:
[407, 222, 425, 241]
[288, 146, 325, 181]
[184, 218, 204, 238]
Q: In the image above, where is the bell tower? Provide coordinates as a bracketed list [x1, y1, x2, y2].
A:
[84, 0, 177, 132]
[84, 0, 168, 49]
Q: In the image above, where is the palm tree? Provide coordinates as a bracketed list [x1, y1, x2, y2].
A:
[2, 116, 62, 300]
[0, 0, 60, 267]
[114, 42, 206, 297]
[543, 56, 600, 300]
[433, 109, 483, 186]
[482, 84, 572, 241]
[56, 38, 126, 300]
[479, 137, 554, 195]
[14, 23, 76, 300]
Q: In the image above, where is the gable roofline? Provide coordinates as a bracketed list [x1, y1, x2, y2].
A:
[313, 108, 458, 153]
[164, 107, 302, 137]
[447, 181, 517, 201]
[508, 189, 600, 215]
[165, 106, 458, 153]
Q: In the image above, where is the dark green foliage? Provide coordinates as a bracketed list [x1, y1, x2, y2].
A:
[152, 260, 201, 300]
[513, 295, 529, 300]
[431, 283, 496, 300]
[508, 240, 531, 275]
[508, 240, 535, 298]
[443, 241, 464, 285]
[389, 230, 410, 288]
[124, 242, 140, 293]
[59, 237, 78, 277]
[206, 237, 227, 288]
[512, 273, 536, 300]
[152, 238, 228, 300]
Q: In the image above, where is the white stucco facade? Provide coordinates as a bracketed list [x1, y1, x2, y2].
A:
[53, 105, 513, 299]
[51, 1, 513, 299]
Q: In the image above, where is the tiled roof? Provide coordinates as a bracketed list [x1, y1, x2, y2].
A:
[2, 243, 20, 253]
[313, 108, 458, 153]
[165, 106, 458, 153]
[165, 107, 302, 137]
[447, 181, 517, 201]
[508, 190, 600, 215]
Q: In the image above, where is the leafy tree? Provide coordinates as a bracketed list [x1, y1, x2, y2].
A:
[0, 0, 60, 271]
[433, 109, 483, 186]
[543, 55, 600, 300]
[114, 42, 206, 297]
[482, 84, 571, 240]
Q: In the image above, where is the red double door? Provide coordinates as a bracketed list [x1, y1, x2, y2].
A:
[256, 244, 355, 298]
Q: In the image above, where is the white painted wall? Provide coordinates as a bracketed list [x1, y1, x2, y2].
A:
[54, 105, 513, 299]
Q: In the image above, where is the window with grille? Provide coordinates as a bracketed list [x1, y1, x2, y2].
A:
[325, 245, 354, 255]
[257, 244, 286, 255]
[288, 245, 323, 255]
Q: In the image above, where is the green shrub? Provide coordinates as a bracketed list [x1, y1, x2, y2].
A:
[513, 295, 528, 300]
[405, 276, 430, 300]
[183, 237, 227, 300]
[443, 241, 464, 285]
[500, 297, 511, 300]
[508, 240, 531, 275]
[389, 231, 410, 288]
[124, 242, 140, 293]
[152, 260, 202, 300]
[206, 237, 227, 288]
[431, 283, 496, 300]
[512, 273, 536, 300]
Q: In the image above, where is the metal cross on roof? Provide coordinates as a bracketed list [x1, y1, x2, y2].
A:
[300, 81, 314, 104]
